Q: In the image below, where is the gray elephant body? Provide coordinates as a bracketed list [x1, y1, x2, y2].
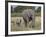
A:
[22, 9, 35, 27]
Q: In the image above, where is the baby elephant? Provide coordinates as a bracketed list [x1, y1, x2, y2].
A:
[22, 9, 35, 28]
[16, 18, 21, 26]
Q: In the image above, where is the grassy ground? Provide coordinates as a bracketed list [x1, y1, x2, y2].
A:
[34, 16, 41, 30]
[11, 16, 41, 31]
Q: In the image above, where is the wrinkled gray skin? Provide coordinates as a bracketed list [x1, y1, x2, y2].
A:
[22, 9, 35, 27]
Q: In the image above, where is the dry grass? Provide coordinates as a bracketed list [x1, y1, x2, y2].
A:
[34, 16, 41, 30]
[11, 16, 41, 31]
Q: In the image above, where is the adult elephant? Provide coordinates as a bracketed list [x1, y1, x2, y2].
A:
[22, 9, 35, 28]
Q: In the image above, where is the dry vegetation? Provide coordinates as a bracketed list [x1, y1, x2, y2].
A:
[11, 16, 41, 31]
